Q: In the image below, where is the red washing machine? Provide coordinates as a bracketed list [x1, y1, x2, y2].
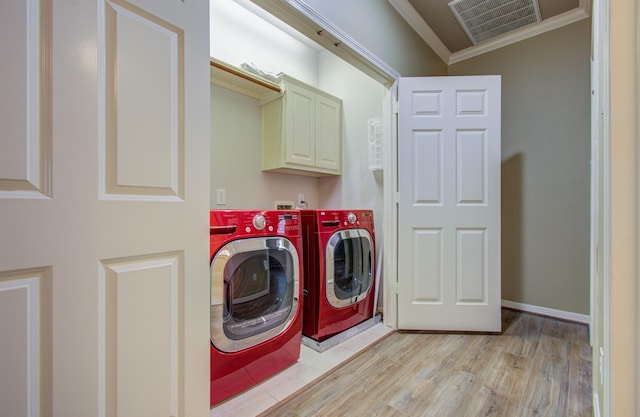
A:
[300, 209, 376, 342]
[209, 210, 303, 407]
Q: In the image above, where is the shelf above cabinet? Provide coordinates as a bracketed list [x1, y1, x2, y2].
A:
[210, 57, 282, 99]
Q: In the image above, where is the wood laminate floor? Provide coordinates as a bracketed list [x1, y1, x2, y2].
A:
[259, 309, 593, 417]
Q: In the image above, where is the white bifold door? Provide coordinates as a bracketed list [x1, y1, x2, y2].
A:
[397, 76, 501, 332]
[0, 1, 210, 416]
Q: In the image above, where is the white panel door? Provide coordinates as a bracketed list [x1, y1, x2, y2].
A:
[0, 0, 210, 416]
[397, 76, 501, 331]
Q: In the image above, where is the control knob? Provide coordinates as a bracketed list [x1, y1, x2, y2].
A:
[252, 214, 266, 230]
[347, 212, 357, 224]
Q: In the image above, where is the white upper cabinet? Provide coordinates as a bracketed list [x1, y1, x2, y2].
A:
[262, 75, 342, 176]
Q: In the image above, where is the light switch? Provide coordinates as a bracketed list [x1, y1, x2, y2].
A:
[216, 189, 226, 205]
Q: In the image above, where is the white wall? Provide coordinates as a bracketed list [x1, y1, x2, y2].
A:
[210, 0, 319, 85]
[316, 52, 387, 307]
[210, 0, 322, 209]
[316, 51, 385, 227]
[210, 0, 386, 218]
[210, 84, 319, 209]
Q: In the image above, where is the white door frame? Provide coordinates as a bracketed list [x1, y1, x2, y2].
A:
[242, 0, 640, 417]
[590, 0, 611, 416]
[382, 80, 399, 329]
[591, 2, 640, 417]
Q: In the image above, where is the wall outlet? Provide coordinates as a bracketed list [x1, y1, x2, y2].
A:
[216, 188, 226, 205]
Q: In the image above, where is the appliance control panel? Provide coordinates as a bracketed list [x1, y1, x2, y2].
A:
[210, 210, 301, 237]
[313, 209, 374, 230]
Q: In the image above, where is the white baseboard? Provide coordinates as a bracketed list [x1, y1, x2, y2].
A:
[593, 393, 601, 417]
[502, 300, 590, 324]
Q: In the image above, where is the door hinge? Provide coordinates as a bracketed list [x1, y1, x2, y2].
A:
[392, 281, 399, 294]
[393, 192, 400, 204]
[392, 101, 399, 114]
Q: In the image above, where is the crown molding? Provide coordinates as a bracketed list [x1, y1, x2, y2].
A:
[579, 0, 592, 16]
[448, 6, 590, 64]
[249, 0, 400, 86]
[387, 0, 452, 64]
[247, 0, 590, 80]
[388, 0, 591, 66]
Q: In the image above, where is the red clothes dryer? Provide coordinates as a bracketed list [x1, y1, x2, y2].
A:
[300, 209, 376, 342]
[209, 210, 303, 407]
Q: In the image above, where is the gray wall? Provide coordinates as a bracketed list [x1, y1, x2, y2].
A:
[303, 0, 447, 76]
[449, 19, 592, 314]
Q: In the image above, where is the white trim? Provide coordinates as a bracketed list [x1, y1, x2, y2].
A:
[387, 0, 591, 65]
[589, 53, 598, 348]
[635, 4, 640, 416]
[382, 81, 398, 329]
[579, 0, 592, 16]
[593, 393, 601, 417]
[501, 300, 590, 324]
[387, 0, 451, 64]
[449, 7, 590, 64]
[285, 0, 400, 78]
[249, 0, 399, 86]
[592, 1, 611, 416]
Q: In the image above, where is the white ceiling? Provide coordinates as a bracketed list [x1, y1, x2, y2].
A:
[388, 0, 590, 65]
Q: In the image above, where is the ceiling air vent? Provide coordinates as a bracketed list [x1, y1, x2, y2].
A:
[448, 0, 542, 45]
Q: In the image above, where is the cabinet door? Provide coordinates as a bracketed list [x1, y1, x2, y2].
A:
[315, 94, 342, 173]
[285, 82, 315, 167]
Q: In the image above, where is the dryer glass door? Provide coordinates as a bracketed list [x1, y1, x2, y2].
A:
[326, 229, 373, 308]
[211, 237, 299, 353]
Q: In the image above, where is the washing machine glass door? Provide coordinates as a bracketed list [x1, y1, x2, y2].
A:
[325, 229, 373, 308]
[211, 237, 300, 353]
